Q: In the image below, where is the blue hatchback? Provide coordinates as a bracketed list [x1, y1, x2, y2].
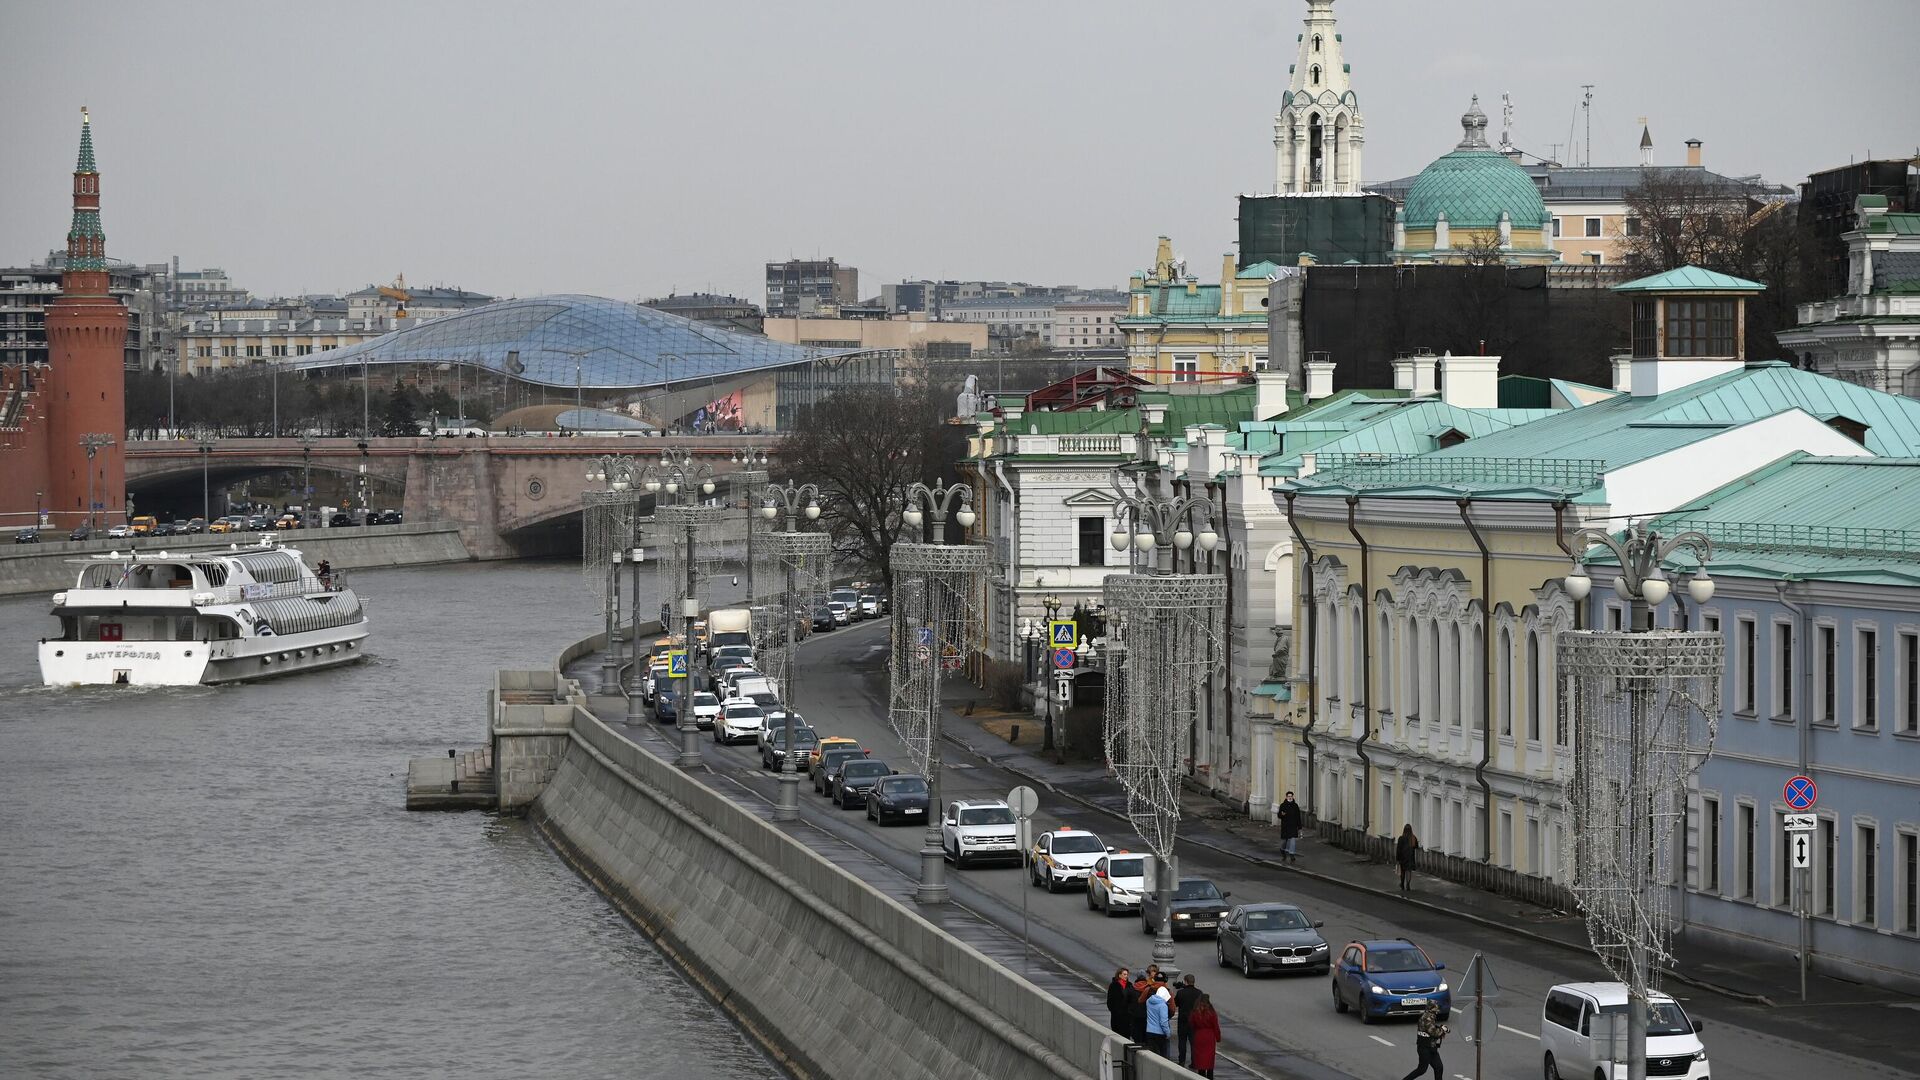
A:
[1330, 939, 1450, 1023]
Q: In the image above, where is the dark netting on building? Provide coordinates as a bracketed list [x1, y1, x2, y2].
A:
[289, 294, 855, 389]
[1299, 264, 1628, 390]
[1238, 194, 1395, 268]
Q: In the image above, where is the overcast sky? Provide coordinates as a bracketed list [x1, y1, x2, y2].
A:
[3, 0, 1914, 304]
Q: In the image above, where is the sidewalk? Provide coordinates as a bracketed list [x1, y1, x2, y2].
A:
[938, 686, 1920, 1075]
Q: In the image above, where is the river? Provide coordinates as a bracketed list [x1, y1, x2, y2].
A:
[0, 559, 783, 1080]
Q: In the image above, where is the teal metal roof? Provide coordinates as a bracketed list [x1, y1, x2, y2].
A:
[76, 112, 96, 173]
[1402, 149, 1550, 229]
[1612, 265, 1765, 293]
[1116, 282, 1266, 325]
[1869, 213, 1920, 236]
[1256, 399, 1556, 477]
[1237, 260, 1283, 278]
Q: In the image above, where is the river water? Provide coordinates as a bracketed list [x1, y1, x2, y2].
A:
[0, 560, 782, 1080]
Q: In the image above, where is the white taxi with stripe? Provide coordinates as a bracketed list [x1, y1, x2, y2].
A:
[1027, 826, 1111, 893]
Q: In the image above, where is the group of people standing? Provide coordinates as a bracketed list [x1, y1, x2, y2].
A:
[1104, 967, 1221, 1076]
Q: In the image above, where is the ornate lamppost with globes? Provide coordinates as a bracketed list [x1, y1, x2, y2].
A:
[761, 479, 824, 821]
[643, 456, 717, 767]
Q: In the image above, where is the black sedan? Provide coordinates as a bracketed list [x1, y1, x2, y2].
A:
[1215, 902, 1329, 977]
[811, 606, 836, 631]
[831, 760, 892, 809]
[865, 774, 929, 825]
[1140, 878, 1231, 938]
[68, 525, 93, 541]
[14, 528, 40, 544]
[812, 746, 869, 794]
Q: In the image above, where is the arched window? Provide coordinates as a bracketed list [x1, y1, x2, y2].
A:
[1323, 600, 1340, 707]
[1313, 33, 1322, 52]
[1447, 622, 1463, 726]
[1311, 64, 1321, 85]
[1349, 598, 1365, 709]
[1526, 631, 1542, 742]
[1404, 616, 1422, 721]
[1425, 620, 1441, 726]
[1377, 608, 1394, 718]
[1497, 627, 1513, 736]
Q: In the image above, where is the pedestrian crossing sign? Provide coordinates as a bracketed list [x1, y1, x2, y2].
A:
[667, 649, 688, 679]
[1049, 620, 1076, 648]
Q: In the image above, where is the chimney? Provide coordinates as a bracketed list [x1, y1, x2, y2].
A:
[1304, 355, 1336, 401]
[1253, 368, 1290, 420]
[1685, 139, 1702, 168]
[1220, 253, 1238, 316]
[1185, 276, 1199, 297]
[1392, 355, 1415, 392]
[1610, 354, 1633, 393]
[1407, 351, 1438, 397]
[1438, 351, 1500, 409]
[1142, 400, 1169, 427]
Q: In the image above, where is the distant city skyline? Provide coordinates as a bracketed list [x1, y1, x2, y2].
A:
[2, 0, 1913, 304]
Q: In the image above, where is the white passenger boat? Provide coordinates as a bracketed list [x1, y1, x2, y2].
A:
[38, 539, 369, 687]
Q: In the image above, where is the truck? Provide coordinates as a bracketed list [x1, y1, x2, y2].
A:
[707, 608, 753, 654]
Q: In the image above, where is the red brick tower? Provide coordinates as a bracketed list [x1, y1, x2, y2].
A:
[44, 107, 128, 529]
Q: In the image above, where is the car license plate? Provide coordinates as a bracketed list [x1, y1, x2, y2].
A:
[1280, 956, 1306, 964]
[1400, 998, 1426, 1007]
[1192, 921, 1216, 929]
[905, 807, 923, 814]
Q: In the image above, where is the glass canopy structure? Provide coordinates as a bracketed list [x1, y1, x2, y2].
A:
[290, 294, 856, 389]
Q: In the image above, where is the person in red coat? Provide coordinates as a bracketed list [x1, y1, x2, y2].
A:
[1188, 993, 1222, 1077]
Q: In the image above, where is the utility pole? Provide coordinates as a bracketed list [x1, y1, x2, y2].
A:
[196, 436, 215, 522]
[79, 433, 115, 532]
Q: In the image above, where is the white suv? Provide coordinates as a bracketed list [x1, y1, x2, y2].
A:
[713, 699, 765, 745]
[1541, 982, 1709, 1080]
[940, 799, 1021, 868]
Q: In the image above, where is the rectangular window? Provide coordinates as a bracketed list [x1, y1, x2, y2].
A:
[1902, 632, 1919, 734]
[1736, 618, 1756, 713]
[1820, 625, 1837, 724]
[1859, 824, 1878, 926]
[1737, 803, 1756, 899]
[1663, 298, 1737, 357]
[1077, 516, 1104, 567]
[1172, 357, 1198, 383]
[1704, 613, 1720, 634]
[1820, 817, 1837, 917]
[1858, 628, 1879, 729]
[1584, 217, 1603, 238]
[1774, 622, 1794, 718]
[1607, 605, 1624, 631]
[1631, 299, 1657, 358]
[1551, 217, 1563, 238]
[1702, 796, 1721, 893]
[1903, 832, 1919, 933]
[1625, 216, 1642, 237]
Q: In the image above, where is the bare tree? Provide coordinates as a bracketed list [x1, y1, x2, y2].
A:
[1457, 230, 1509, 267]
[1620, 168, 1805, 358]
[780, 383, 967, 594]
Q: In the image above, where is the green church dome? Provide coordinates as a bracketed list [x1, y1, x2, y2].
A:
[1401, 97, 1550, 231]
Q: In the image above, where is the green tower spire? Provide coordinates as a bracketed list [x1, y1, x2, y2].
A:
[76, 106, 97, 173]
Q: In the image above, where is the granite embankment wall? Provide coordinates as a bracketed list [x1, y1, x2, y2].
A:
[512, 634, 1196, 1080]
[0, 522, 471, 596]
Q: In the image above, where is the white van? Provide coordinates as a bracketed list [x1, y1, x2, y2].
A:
[1541, 982, 1709, 1080]
[730, 674, 779, 700]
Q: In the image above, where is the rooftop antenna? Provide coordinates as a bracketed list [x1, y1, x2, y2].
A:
[1499, 92, 1515, 153]
[1581, 84, 1595, 167]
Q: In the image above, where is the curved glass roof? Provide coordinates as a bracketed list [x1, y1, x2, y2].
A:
[290, 294, 855, 389]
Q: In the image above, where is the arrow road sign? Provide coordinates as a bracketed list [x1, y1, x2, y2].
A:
[1784, 814, 1817, 833]
[1792, 832, 1813, 869]
[1049, 619, 1076, 647]
[1784, 775, 1818, 811]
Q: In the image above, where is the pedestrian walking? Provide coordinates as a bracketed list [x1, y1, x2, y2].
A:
[1144, 983, 1173, 1057]
[1105, 967, 1132, 1036]
[1173, 974, 1201, 1066]
[1396, 823, 1420, 892]
[1188, 993, 1221, 1078]
[1278, 791, 1303, 863]
[1398, 1003, 1449, 1080]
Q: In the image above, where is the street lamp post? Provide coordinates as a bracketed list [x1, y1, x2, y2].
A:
[646, 455, 717, 768]
[585, 455, 638, 687]
[1563, 524, 1715, 1080]
[297, 433, 316, 528]
[196, 436, 215, 523]
[1042, 592, 1061, 754]
[898, 480, 980, 905]
[762, 479, 821, 821]
[1105, 469, 1223, 978]
[732, 446, 770, 598]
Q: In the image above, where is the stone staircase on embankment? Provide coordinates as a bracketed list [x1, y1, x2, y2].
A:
[405, 744, 496, 810]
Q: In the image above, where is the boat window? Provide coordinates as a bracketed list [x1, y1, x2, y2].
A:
[203, 564, 228, 586]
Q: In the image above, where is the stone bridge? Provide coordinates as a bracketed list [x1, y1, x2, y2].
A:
[125, 434, 785, 558]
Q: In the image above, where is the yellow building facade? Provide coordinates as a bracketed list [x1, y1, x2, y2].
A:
[1119, 237, 1274, 385]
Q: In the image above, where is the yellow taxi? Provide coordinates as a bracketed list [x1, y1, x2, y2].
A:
[130, 515, 157, 535]
[807, 736, 860, 772]
[1026, 825, 1111, 892]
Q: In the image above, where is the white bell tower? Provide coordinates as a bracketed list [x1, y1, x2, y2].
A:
[1273, 0, 1365, 194]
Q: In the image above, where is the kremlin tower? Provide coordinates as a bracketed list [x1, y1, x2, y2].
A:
[38, 109, 129, 530]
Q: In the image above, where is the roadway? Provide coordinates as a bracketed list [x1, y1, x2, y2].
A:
[603, 617, 1905, 1080]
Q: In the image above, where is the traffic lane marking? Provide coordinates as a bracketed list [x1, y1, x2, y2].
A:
[1368, 1035, 1394, 1047]
[1499, 1023, 1539, 1040]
